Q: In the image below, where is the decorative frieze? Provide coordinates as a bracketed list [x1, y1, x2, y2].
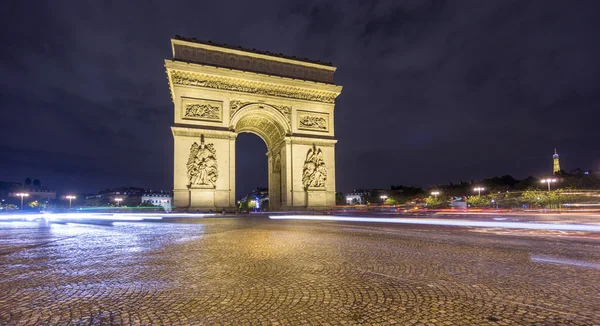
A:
[171, 71, 337, 104]
[182, 98, 222, 122]
[297, 111, 329, 132]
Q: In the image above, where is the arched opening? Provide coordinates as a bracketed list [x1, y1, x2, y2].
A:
[235, 133, 268, 211]
[231, 104, 290, 211]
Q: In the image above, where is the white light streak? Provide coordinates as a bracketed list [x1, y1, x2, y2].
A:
[531, 256, 600, 269]
[269, 215, 600, 232]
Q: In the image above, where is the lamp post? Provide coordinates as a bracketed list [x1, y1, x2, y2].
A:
[15, 193, 29, 210]
[540, 178, 557, 191]
[473, 187, 485, 196]
[380, 195, 388, 204]
[431, 191, 440, 198]
[115, 197, 123, 206]
[65, 195, 76, 209]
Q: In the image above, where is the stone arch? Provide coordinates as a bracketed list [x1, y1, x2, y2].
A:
[166, 37, 342, 211]
[230, 103, 290, 149]
[230, 103, 290, 210]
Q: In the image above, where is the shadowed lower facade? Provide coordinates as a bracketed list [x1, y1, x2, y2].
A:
[165, 37, 343, 211]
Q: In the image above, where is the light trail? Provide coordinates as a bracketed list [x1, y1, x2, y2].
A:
[0, 212, 213, 222]
[531, 256, 600, 269]
[269, 215, 600, 232]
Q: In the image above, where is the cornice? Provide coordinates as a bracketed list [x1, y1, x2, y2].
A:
[165, 61, 342, 104]
[171, 38, 336, 71]
[171, 126, 235, 139]
[287, 136, 338, 147]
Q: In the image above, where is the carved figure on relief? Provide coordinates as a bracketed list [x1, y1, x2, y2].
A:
[302, 144, 327, 188]
[300, 115, 327, 130]
[187, 135, 218, 187]
[185, 103, 220, 120]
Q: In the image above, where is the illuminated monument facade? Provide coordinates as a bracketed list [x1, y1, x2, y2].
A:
[165, 36, 343, 210]
[553, 148, 560, 175]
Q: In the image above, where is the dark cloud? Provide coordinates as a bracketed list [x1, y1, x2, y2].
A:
[1, 0, 599, 195]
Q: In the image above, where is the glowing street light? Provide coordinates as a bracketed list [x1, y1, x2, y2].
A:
[380, 195, 388, 203]
[65, 195, 76, 209]
[115, 197, 123, 206]
[15, 193, 29, 210]
[473, 187, 485, 196]
[540, 178, 557, 191]
[431, 191, 440, 198]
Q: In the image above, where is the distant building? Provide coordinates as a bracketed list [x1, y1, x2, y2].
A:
[141, 193, 173, 209]
[553, 148, 561, 175]
[345, 193, 362, 204]
[238, 188, 269, 210]
[84, 187, 147, 206]
[345, 189, 371, 205]
[0, 180, 56, 203]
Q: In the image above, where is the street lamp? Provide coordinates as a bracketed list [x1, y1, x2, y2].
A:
[65, 195, 76, 209]
[431, 191, 440, 198]
[115, 197, 123, 206]
[380, 195, 388, 203]
[540, 178, 557, 191]
[15, 193, 29, 210]
[473, 187, 485, 196]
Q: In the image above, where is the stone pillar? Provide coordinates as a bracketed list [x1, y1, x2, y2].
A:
[267, 150, 282, 210]
[172, 127, 237, 211]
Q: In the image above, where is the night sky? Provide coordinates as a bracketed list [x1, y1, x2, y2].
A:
[1, 1, 599, 197]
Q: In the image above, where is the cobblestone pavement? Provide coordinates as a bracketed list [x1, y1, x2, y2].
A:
[0, 217, 599, 325]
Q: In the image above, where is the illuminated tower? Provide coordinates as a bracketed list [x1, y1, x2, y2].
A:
[553, 148, 560, 175]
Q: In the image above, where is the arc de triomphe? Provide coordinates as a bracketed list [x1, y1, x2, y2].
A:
[165, 36, 342, 210]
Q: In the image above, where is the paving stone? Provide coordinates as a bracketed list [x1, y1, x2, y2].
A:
[0, 218, 598, 325]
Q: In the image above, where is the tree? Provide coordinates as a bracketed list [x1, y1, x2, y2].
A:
[28, 200, 39, 208]
[335, 192, 345, 205]
[384, 197, 397, 205]
[25, 177, 32, 186]
[2, 204, 18, 211]
[521, 189, 546, 208]
[466, 195, 490, 208]
[425, 196, 448, 208]
[33, 179, 41, 187]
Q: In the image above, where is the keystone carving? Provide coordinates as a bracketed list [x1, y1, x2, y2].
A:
[187, 135, 218, 187]
[302, 144, 327, 188]
[230, 100, 291, 123]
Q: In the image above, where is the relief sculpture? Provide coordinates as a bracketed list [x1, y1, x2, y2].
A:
[171, 71, 337, 103]
[187, 135, 218, 187]
[300, 115, 327, 130]
[302, 144, 327, 188]
[184, 103, 220, 120]
[229, 100, 251, 117]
